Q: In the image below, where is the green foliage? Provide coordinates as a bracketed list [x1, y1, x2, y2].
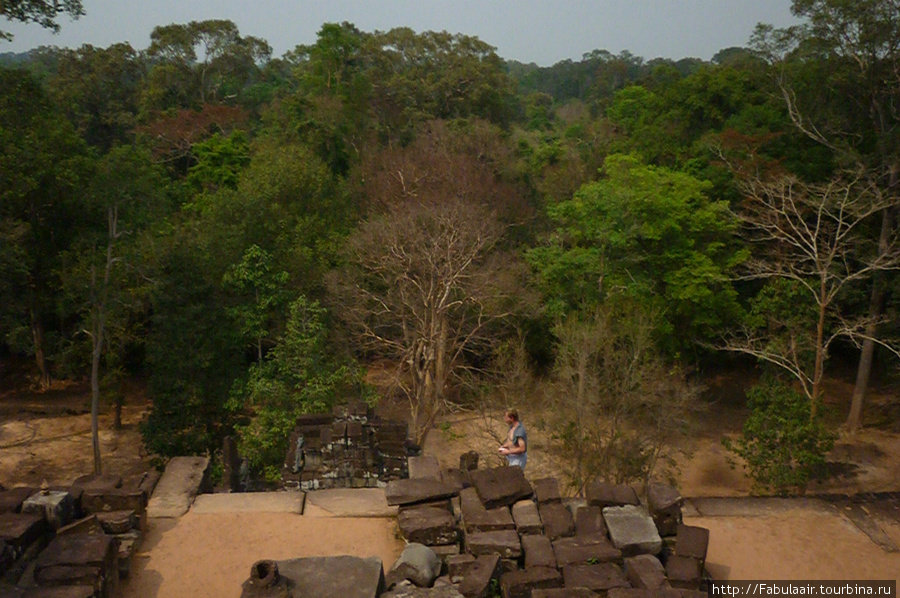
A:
[527, 153, 745, 352]
[230, 296, 369, 481]
[187, 131, 250, 193]
[724, 378, 836, 495]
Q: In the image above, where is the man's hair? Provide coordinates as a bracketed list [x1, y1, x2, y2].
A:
[505, 409, 519, 421]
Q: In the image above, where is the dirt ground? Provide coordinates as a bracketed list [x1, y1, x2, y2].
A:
[2, 368, 900, 588]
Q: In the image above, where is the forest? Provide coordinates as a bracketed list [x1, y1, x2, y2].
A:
[2, 0, 899, 494]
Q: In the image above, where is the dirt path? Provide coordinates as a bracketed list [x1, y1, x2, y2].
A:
[121, 511, 403, 598]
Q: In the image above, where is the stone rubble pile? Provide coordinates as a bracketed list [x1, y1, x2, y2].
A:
[280, 403, 412, 491]
[382, 458, 711, 598]
[0, 470, 159, 598]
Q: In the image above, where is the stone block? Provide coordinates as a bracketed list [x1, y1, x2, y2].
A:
[511, 500, 542, 535]
[22, 492, 74, 530]
[675, 525, 709, 562]
[665, 555, 702, 590]
[459, 451, 479, 472]
[409, 456, 442, 480]
[35, 533, 116, 570]
[81, 487, 145, 516]
[346, 421, 364, 439]
[33, 565, 102, 588]
[563, 497, 588, 520]
[398, 507, 459, 546]
[446, 554, 476, 581]
[585, 482, 639, 509]
[275, 555, 385, 598]
[522, 534, 556, 569]
[465, 530, 522, 559]
[439, 469, 467, 493]
[0, 512, 47, 552]
[387, 544, 442, 589]
[647, 483, 683, 516]
[562, 563, 629, 593]
[499, 567, 563, 598]
[137, 469, 162, 500]
[460, 488, 514, 533]
[469, 467, 533, 510]
[0, 488, 35, 514]
[385, 479, 459, 507]
[71, 474, 122, 492]
[552, 535, 622, 567]
[458, 554, 500, 598]
[538, 502, 575, 540]
[116, 530, 142, 579]
[399, 499, 452, 515]
[429, 543, 460, 565]
[624, 554, 668, 590]
[532, 478, 561, 504]
[603, 505, 662, 556]
[575, 506, 607, 538]
[95, 510, 137, 534]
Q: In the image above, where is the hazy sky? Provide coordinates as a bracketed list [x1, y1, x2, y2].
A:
[1, 1, 801, 66]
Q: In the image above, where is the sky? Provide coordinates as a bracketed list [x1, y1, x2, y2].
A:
[1, 1, 802, 66]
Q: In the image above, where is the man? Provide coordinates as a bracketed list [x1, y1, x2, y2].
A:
[498, 409, 527, 469]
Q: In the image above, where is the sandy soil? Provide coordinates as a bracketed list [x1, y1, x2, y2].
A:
[120, 512, 403, 598]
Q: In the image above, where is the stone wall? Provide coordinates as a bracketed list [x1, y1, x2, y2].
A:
[280, 403, 411, 491]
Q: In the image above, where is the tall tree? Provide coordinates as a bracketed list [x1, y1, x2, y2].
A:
[753, 0, 900, 429]
[1, 0, 83, 39]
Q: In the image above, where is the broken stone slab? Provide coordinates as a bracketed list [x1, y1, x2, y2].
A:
[469, 467, 533, 510]
[137, 469, 162, 500]
[465, 530, 522, 559]
[665, 555, 702, 590]
[511, 500, 542, 535]
[22, 492, 74, 530]
[71, 474, 122, 493]
[409, 456, 442, 480]
[35, 533, 116, 571]
[381, 583, 465, 598]
[0, 512, 48, 552]
[585, 482, 639, 509]
[460, 488, 514, 533]
[239, 560, 292, 598]
[575, 506, 608, 538]
[458, 554, 500, 598]
[538, 502, 575, 540]
[647, 483, 683, 516]
[275, 555, 385, 598]
[116, 530, 142, 579]
[446, 554, 476, 582]
[33, 565, 102, 588]
[552, 535, 622, 567]
[522, 534, 557, 569]
[81, 487, 145, 517]
[603, 505, 662, 556]
[562, 563, 630, 593]
[0, 488, 35, 514]
[385, 479, 459, 507]
[439, 469, 468, 493]
[675, 525, 709, 562]
[387, 544, 442, 589]
[532, 478, 561, 504]
[499, 567, 563, 598]
[429, 543, 461, 565]
[398, 507, 459, 546]
[624, 554, 669, 590]
[146, 456, 210, 518]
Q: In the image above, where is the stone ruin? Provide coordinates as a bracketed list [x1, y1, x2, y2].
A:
[278, 402, 411, 491]
[236, 453, 712, 598]
[0, 470, 161, 598]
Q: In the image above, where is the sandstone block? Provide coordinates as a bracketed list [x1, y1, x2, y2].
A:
[469, 467, 533, 510]
[603, 505, 662, 556]
[511, 500, 542, 535]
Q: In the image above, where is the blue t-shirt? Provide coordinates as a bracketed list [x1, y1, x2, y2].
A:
[508, 422, 527, 469]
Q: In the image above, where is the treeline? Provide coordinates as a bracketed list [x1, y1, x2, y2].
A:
[2, 2, 898, 489]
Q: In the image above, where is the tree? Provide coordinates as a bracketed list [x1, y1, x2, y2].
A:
[527, 153, 745, 352]
[752, 0, 900, 429]
[718, 169, 900, 415]
[0, 68, 91, 387]
[1, 0, 83, 40]
[329, 125, 529, 444]
[544, 304, 701, 491]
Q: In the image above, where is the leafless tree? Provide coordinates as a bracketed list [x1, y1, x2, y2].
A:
[330, 123, 532, 444]
[718, 169, 900, 416]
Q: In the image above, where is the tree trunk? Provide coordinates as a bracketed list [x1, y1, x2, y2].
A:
[847, 201, 896, 430]
[90, 322, 103, 475]
[30, 314, 50, 390]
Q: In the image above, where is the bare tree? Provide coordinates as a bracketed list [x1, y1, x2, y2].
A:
[719, 169, 900, 415]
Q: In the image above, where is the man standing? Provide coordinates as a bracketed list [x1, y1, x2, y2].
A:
[499, 409, 527, 469]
